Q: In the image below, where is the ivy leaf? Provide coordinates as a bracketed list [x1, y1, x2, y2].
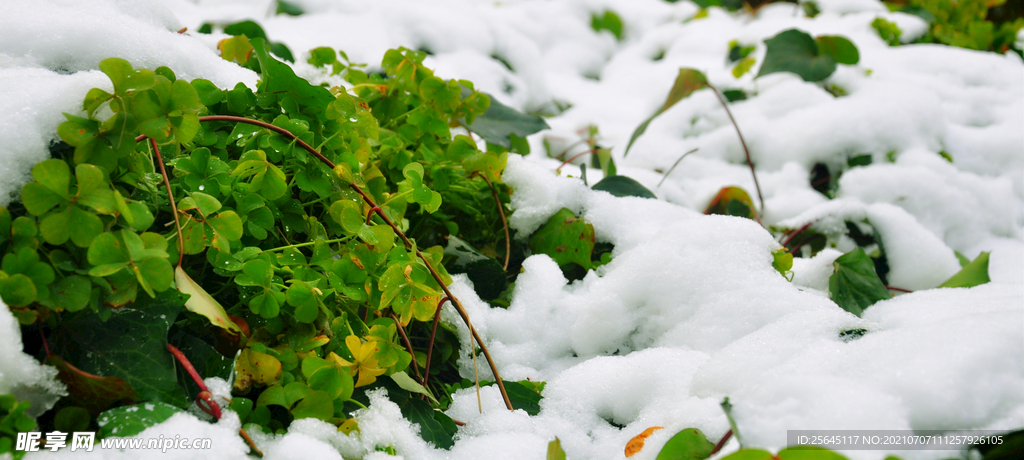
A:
[399, 398, 456, 449]
[624, 68, 708, 157]
[757, 29, 837, 82]
[530, 208, 595, 269]
[829, 248, 891, 317]
[45, 355, 138, 415]
[938, 251, 990, 288]
[53, 290, 188, 406]
[591, 175, 656, 199]
[655, 428, 715, 460]
[96, 402, 181, 438]
[464, 92, 548, 148]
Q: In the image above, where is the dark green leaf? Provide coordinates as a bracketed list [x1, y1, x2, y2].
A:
[815, 36, 859, 65]
[97, 402, 181, 438]
[591, 10, 624, 40]
[54, 290, 188, 406]
[829, 248, 890, 316]
[758, 29, 836, 82]
[444, 236, 506, 301]
[720, 449, 775, 460]
[502, 380, 543, 415]
[776, 446, 849, 460]
[400, 398, 456, 449]
[465, 93, 548, 148]
[223, 20, 268, 40]
[591, 175, 656, 199]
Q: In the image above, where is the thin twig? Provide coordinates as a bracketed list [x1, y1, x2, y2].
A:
[782, 221, 814, 249]
[707, 85, 764, 214]
[195, 115, 515, 411]
[238, 429, 263, 456]
[886, 285, 913, 293]
[555, 149, 598, 173]
[657, 147, 699, 188]
[390, 313, 423, 382]
[422, 296, 449, 389]
[710, 430, 732, 456]
[142, 137, 185, 266]
[476, 174, 510, 270]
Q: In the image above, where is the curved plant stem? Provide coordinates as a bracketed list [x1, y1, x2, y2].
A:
[238, 429, 263, 456]
[555, 149, 597, 173]
[657, 147, 699, 188]
[140, 136, 185, 267]
[195, 115, 515, 411]
[166, 344, 222, 419]
[708, 85, 764, 214]
[476, 174, 510, 270]
[422, 296, 449, 389]
[782, 221, 814, 249]
[710, 430, 732, 456]
[390, 313, 423, 382]
[886, 285, 913, 293]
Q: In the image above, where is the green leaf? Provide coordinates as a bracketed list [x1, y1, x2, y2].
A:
[829, 248, 891, 317]
[50, 275, 91, 312]
[655, 428, 715, 460]
[938, 251, 990, 288]
[772, 249, 794, 280]
[464, 93, 548, 148]
[757, 29, 837, 82]
[530, 208, 595, 269]
[444, 235, 506, 301]
[591, 175, 656, 199]
[624, 68, 708, 157]
[250, 38, 334, 110]
[0, 274, 37, 307]
[390, 371, 438, 405]
[290, 390, 334, 421]
[54, 291, 188, 406]
[223, 20, 268, 40]
[96, 402, 181, 438]
[502, 380, 543, 415]
[720, 449, 775, 460]
[548, 438, 567, 460]
[591, 10, 624, 40]
[75, 163, 117, 214]
[98, 58, 155, 95]
[400, 398, 456, 449]
[776, 446, 849, 460]
[815, 35, 860, 65]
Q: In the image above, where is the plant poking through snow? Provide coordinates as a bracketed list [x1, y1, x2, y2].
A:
[2, 40, 570, 449]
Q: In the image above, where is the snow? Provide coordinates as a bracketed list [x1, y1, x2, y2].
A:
[2, 0, 1021, 459]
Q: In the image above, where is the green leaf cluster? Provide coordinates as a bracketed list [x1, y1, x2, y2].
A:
[757, 29, 859, 82]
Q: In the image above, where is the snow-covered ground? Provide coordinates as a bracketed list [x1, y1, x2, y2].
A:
[1, 0, 1022, 459]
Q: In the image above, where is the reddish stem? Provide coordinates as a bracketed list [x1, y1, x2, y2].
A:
[886, 285, 913, 293]
[710, 430, 732, 456]
[143, 137, 185, 266]
[366, 206, 382, 225]
[390, 313, 423, 382]
[239, 428, 263, 456]
[782, 221, 814, 249]
[555, 149, 597, 173]
[421, 296, 449, 389]
[166, 344, 222, 419]
[477, 174, 510, 270]
[191, 115, 514, 411]
[708, 84, 764, 215]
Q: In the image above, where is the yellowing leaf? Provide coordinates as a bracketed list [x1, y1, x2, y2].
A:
[175, 266, 242, 335]
[234, 349, 282, 392]
[626, 426, 664, 457]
